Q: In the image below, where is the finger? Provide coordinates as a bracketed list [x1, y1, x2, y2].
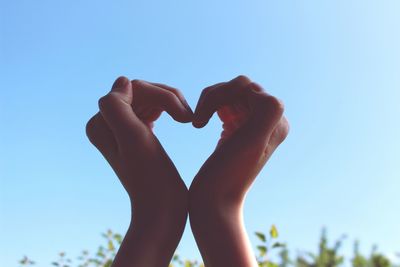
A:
[217, 83, 284, 149]
[246, 82, 285, 134]
[193, 75, 252, 128]
[98, 76, 145, 143]
[140, 108, 163, 122]
[132, 80, 193, 123]
[212, 88, 285, 190]
[85, 112, 119, 162]
[149, 82, 193, 114]
[215, 84, 285, 154]
[193, 82, 225, 126]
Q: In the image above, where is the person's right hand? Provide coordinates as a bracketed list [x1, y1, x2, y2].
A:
[86, 76, 192, 267]
[189, 75, 289, 267]
[190, 75, 289, 204]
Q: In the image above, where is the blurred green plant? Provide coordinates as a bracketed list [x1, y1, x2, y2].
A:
[18, 226, 399, 267]
[295, 228, 346, 267]
[19, 256, 35, 267]
[255, 224, 286, 267]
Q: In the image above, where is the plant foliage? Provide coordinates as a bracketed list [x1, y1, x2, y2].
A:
[18, 227, 399, 267]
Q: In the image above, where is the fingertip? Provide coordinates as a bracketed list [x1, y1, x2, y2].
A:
[192, 107, 211, 128]
[172, 96, 195, 123]
[192, 121, 202, 128]
[182, 99, 194, 114]
[192, 119, 208, 128]
[178, 109, 194, 123]
[186, 109, 194, 122]
[180, 118, 193, 124]
[179, 98, 194, 122]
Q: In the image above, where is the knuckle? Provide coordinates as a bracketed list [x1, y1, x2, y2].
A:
[172, 88, 183, 96]
[254, 93, 285, 123]
[235, 75, 252, 85]
[202, 86, 212, 95]
[114, 76, 129, 86]
[162, 90, 180, 107]
[203, 88, 212, 99]
[130, 79, 144, 89]
[98, 94, 114, 110]
[164, 89, 178, 99]
[248, 82, 263, 93]
[198, 87, 212, 104]
[97, 95, 108, 110]
[260, 94, 284, 113]
[200, 90, 215, 108]
[98, 92, 122, 111]
[167, 87, 184, 98]
[280, 116, 290, 138]
[269, 96, 285, 113]
[272, 116, 290, 146]
[85, 115, 99, 143]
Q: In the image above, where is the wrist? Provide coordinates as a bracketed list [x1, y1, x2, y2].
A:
[189, 177, 244, 213]
[189, 187, 244, 228]
[131, 185, 188, 220]
[188, 187, 257, 267]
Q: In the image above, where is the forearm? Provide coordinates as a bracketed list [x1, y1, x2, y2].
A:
[189, 191, 258, 267]
[112, 191, 188, 267]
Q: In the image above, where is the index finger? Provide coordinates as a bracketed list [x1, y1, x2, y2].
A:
[192, 75, 253, 128]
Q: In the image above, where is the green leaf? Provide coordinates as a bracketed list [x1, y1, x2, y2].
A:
[96, 251, 105, 258]
[108, 240, 115, 251]
[172, 254, 180, 261]
[272, 242, 285, 248]
[89, 259, 101, 265]
[257, 245, 268, 257]
[113, 234, 123, 244]
[104, 259, 113, 267]
[255, 232, 267, 243]
[270, 225, 278, 239]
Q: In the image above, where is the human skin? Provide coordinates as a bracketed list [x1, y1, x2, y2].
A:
[189, 75, 289, 267]
[85, 77, 193, 267]
[86, 75, 288, 267]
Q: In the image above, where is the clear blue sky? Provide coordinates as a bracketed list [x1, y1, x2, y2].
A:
[1, 0, 399, 266]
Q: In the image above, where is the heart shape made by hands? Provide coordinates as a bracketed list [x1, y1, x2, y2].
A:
[86, 74, 289, 267]
[87, 75, 289, 191]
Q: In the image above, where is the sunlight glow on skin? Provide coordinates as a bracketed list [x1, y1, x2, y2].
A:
[87, 75, 288, 266]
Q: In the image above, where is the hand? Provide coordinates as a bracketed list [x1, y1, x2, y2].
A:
[86, 77, 192, 267]
[189, 75, 289, 267]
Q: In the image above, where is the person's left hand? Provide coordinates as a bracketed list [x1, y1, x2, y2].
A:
[86, 77, 192, 267]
